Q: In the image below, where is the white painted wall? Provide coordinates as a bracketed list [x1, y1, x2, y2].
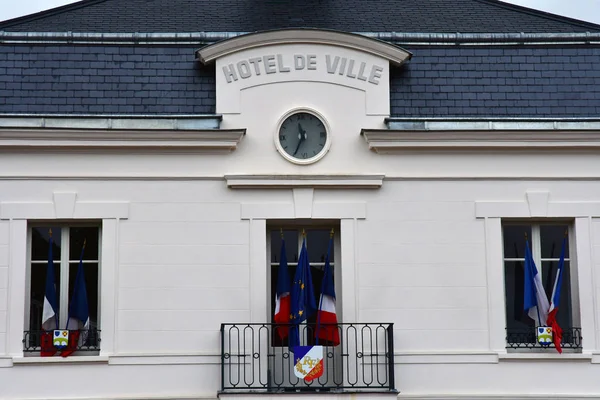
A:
[0, 221, 7, 356]
[0, 178, 599, 399]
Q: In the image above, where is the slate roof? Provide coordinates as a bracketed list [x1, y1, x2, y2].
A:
[1, 44, 599, 117]
[1, 0, 599, 34]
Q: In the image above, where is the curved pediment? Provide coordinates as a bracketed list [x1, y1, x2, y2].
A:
[195, 29, 412, 66]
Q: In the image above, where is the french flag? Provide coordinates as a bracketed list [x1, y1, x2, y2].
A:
[523, 239, 550, 326]
[547, 234, 567, 353]
[41, 232, 59, 357]
[61, 240, 89, 358]
[274, 237, 291, 339]
[316, 235, 340, 346]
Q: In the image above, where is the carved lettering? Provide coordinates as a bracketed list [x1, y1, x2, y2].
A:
[325, 55, 339, 74]
[221, 53, 384, 85]
[222, 63, 238, 83]
[263, 55, 277, 74]
[357, 61, 368, 81]
[368, 65, 383, 85]
[346, 59, 356, 78]
[294, 55, 306, 70]
[307, 55, 317, 70]
[248, 57, 262, 75]
[237, 60, 251, 79]
[338, 58, 347, 75]
[277, 54, 291, 72]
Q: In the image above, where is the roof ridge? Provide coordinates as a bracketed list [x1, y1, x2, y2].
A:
[475, 0, 600, 30]
[1, 0, 598, 34]
[0, 0, 108, 27]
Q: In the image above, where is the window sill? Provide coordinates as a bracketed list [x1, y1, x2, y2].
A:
[12, 355, 109, 365]
[499, 352, 592, 361]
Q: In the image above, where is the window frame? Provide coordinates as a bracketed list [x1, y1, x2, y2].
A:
[501, 220, 581, 351]
[24, 222, 102, 346]
[266, 223, 341, 343]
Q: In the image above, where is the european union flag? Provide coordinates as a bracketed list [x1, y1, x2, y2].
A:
[289, 238, 316, 351]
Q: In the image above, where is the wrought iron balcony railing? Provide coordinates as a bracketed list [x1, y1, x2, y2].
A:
[23, 329, 101, 354]
[506, 327, 582, 350]
[220, 323, 395, 393]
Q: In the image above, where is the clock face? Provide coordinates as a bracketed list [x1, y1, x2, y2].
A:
[277, 112, 328, 162]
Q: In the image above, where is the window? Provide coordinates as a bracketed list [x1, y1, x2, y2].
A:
[25, 224, 101, 355]
[502, 223, 581, 350]
[268, 226, 339, 347]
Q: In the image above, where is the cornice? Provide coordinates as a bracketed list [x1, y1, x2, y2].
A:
[225, 174, 384, 189]
[0, 128, 245, 152]
[196, 29, 412, 65]
[361, 129, 600, 153]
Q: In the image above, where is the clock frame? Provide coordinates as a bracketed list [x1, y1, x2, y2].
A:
[274, 108, 331, 165]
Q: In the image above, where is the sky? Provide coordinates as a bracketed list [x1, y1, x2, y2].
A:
[0, 0, 599, 25]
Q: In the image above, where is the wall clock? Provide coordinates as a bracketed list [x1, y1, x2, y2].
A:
[275, 109, 331, 165]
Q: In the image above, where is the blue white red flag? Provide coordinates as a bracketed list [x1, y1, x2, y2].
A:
[547, 235, 567, 353]
[289, 238, 316, 352]
[315, 235, 340, 346]
[523, 239, 549, 326]
[41, 233, 59, 357]
[274, 237, 291, 339]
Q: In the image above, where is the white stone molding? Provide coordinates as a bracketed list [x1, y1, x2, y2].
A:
[0, 128, 245, 153]
[1, 192, 130, 220]
[361, 129, 600, 153]
[292, 188, 314, 218]
[6, 220, 26, 356]
[226, 174, 384, 189]
[240, 190, 365, 329]
[340, 219, 358, 323]
[241, 196, 366, 220]
[2, 191, 128, 359]
[196, 29, 412, 66]
[100, 219, 119, 356]
[525, 191, 550, 217]
[52, 192, 77, 219]
[477, 190, 598, 354]
[484, 217, 507, 353]
[574, 217, 598, 352]
[475, 191, 600, 218]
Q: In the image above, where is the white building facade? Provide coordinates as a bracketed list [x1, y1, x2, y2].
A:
[1, 4, 600, 400]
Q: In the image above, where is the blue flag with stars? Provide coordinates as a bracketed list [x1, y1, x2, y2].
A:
[289, 237, 316, 352]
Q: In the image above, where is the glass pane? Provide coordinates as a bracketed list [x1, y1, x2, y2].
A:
[541, 260, 572, 329]
[504, 261, 534, 330]
[68, 262, 98, 330]
[502, 225, 531, 259]
[306, 229, 334, 263]
[29, 261, 61, 331]
[270, 230, 298, 263]
[69, 227, 99, 261]
[541, 225, 569, 259]
[32, 227, 61, 261]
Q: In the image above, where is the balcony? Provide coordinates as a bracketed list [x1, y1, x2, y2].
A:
[220, 323, 395, 393]
[506, 327, 582, 351]
[23, 329, 101, 354]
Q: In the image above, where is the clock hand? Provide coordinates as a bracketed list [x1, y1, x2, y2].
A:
[293, 136, 304, 156]
[293, 123, 306, 156]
